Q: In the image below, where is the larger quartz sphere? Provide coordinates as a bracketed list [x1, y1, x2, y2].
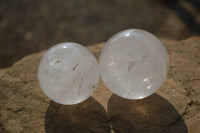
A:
[38, 42, 99, 105]
[100, 29, 168, 99]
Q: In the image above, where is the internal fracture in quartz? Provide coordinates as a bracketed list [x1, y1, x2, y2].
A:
[99, 29, 168, 99]
[38, 42, 99, 105]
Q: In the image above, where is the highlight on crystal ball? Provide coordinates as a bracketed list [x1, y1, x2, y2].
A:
[38, 42, 99, 105]
[99, 29, 169, 99]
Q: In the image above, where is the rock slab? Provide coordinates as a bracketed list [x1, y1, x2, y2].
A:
[0, 37, 200, 133]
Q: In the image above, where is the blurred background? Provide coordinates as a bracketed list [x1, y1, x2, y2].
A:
[0, 0, 199, 68]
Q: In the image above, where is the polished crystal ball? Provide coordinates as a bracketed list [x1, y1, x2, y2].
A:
[99, 29, 168, 99]
[38, 42, 99, 105]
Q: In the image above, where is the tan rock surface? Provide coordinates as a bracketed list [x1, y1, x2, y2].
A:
[0, 37, 200, 133]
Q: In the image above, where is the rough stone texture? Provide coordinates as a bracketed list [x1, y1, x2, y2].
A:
[0, 37, 200, 133]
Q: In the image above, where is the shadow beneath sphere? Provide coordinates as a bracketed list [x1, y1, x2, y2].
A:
[107, 94, 188, 133]
[45, 97, 110, 133]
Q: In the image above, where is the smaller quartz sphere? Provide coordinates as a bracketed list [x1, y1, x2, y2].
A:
[38, 42, 99, 105]
[99, 29, 168, 99]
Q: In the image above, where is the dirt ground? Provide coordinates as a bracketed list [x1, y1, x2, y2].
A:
[0, 0, 200, 68]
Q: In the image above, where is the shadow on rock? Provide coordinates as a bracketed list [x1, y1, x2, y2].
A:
[107, 94, 188, 133]
[45, 97, 110, 133]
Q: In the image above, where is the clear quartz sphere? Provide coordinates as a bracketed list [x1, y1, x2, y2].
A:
[38, 42, 99, 105]
[99, 29, 168, 99]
